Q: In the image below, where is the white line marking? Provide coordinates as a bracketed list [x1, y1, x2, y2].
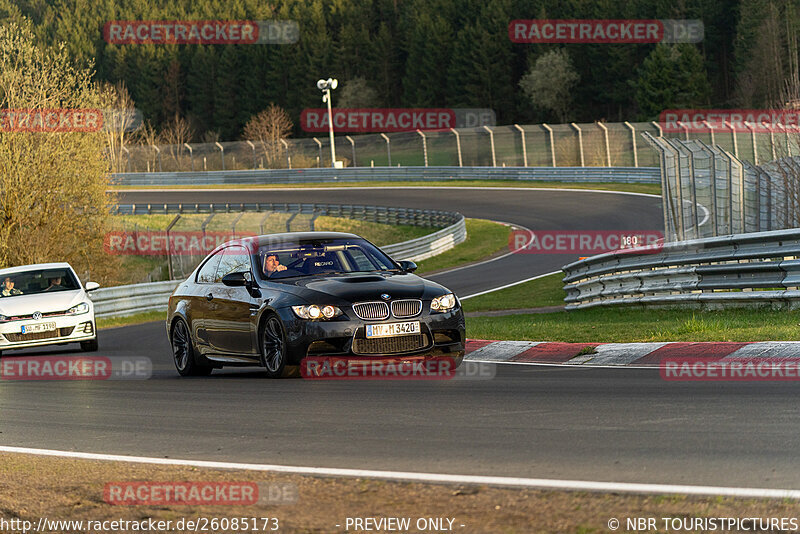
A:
[113, 186, 662, 199]
[0, 445, 796, 498]
[461, 271, 562, 300]
[429, 221, 535, 277]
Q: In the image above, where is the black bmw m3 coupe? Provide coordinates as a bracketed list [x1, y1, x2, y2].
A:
[166, 232, 466, 377]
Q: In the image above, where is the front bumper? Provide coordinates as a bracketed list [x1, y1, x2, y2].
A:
[277, 307, 466, 364]
[0, 316, 96, 351]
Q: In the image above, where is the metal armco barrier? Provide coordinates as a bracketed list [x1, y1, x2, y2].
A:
[112, 166, 659, 186]
[114, 202, 460, 228]
[562, 228, 800, 310]
[94, 205, 465, 318]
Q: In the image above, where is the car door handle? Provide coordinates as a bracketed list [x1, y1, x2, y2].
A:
[206, 293, 214, 301]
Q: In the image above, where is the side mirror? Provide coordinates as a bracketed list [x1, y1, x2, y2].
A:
[398, 260, 418, 273]
[85, 281, 100, 291]
[222, 272, 249, 287]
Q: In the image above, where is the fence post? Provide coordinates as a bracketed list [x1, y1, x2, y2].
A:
[246, 140, 256, 169]
[346, 135, 356, 167]
[570, 123, 585, 167]
[380, 133, 391, 166]
[417, 129, 428, 167]
[513, 124, 527, 167]
[313, 138, 322, 167]
[651, 121, 663, 137]
[763, 122, 777, 160]
[151, 145, 162, 172]
[597, 122, 611, 166]
[165, 215, 181, 280]
[724, 120, 739, 159]
[542, 123, 556, 167]
[183, 143, 194, 172]
[280, 139, 291, 169]
[623, 122, 638, 167]
[702, 120, 715, 147]
[450, 128, 462, 167]
[483, 125, 496, 167]
[745, 121, 758, 165]
[215, 142, 225, 170]
[122, 146, 131, 172]
[678, 121, 689, 141]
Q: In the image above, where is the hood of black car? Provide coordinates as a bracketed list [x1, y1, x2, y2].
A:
[273, 272, 448, 303]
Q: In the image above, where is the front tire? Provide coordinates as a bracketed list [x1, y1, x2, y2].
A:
[171, 318, 212, 376]
[260, 314, 288, 379]
[81, 338, 99, 352]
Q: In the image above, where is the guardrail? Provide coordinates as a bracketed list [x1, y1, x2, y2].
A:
[95, 205, 465, 318]
[562, 228, 800, 310]
[114, 202, 460, 228]
[112, 166, 659, 186]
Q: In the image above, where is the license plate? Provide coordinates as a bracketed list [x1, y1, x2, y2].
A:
[366, 321, 420, 338]
[21, 322, 56, 334]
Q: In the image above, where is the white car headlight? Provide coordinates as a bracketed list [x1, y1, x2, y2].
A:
[67, 302, 90, 315]
[0, 314, 6, 323]
[431, 293, 458, 312]
[292, 305, 342, 320]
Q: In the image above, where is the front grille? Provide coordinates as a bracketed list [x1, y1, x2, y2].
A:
[4, 326, 75, 343]
[352, 333, 429, 355]
[352, 301, 390, 321]
[391, 299, 422, 318]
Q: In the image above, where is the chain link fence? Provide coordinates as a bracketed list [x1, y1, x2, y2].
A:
[114, 122, 680, 173]
[645, 132, 800, 242]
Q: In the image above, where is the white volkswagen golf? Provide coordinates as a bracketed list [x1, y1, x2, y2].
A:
[0, 263, 100, 355]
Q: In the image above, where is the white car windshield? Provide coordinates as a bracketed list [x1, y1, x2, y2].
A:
[0, 268, 80, 298]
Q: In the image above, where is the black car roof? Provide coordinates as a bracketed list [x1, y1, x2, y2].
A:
[254, 232, 360, 246]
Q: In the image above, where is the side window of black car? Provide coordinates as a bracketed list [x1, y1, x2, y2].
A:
[196, 253, 222, 284]
[215, 247, 251, 282]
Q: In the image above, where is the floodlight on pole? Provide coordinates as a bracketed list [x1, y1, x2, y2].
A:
[317, 78, 339, 167]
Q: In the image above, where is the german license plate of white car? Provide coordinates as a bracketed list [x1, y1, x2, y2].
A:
[21, 322, 56, 334]
[366, 321, 420, 338]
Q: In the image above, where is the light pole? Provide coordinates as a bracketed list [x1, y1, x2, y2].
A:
[317, 78, 339, 167]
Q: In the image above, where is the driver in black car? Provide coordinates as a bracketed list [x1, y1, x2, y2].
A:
[263, 253, 287, 277]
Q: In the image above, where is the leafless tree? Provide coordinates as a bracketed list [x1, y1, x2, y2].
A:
[242, 104, 293, 168]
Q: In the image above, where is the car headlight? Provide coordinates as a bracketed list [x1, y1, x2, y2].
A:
[67, 302, 90, 315]
[292, 305, 342, 320]
[430, 293, 458, 312]
[0, 314, 6, 323]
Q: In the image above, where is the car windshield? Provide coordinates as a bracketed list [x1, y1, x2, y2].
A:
[0, 268, 80, 298]
[256, 238, 398, 280]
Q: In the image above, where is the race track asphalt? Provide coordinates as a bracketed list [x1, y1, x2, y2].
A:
[3, 187, 798, 490]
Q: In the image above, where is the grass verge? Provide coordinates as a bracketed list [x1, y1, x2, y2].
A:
[416, 219, 510, 274]
[463, 272, 800, 342]
[97, 311, 164, 330]
[112, 179, 661, 196]
[462, 272, 564, 311]
[1, 452, 795, 534]
[467, 308, 800, 343]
